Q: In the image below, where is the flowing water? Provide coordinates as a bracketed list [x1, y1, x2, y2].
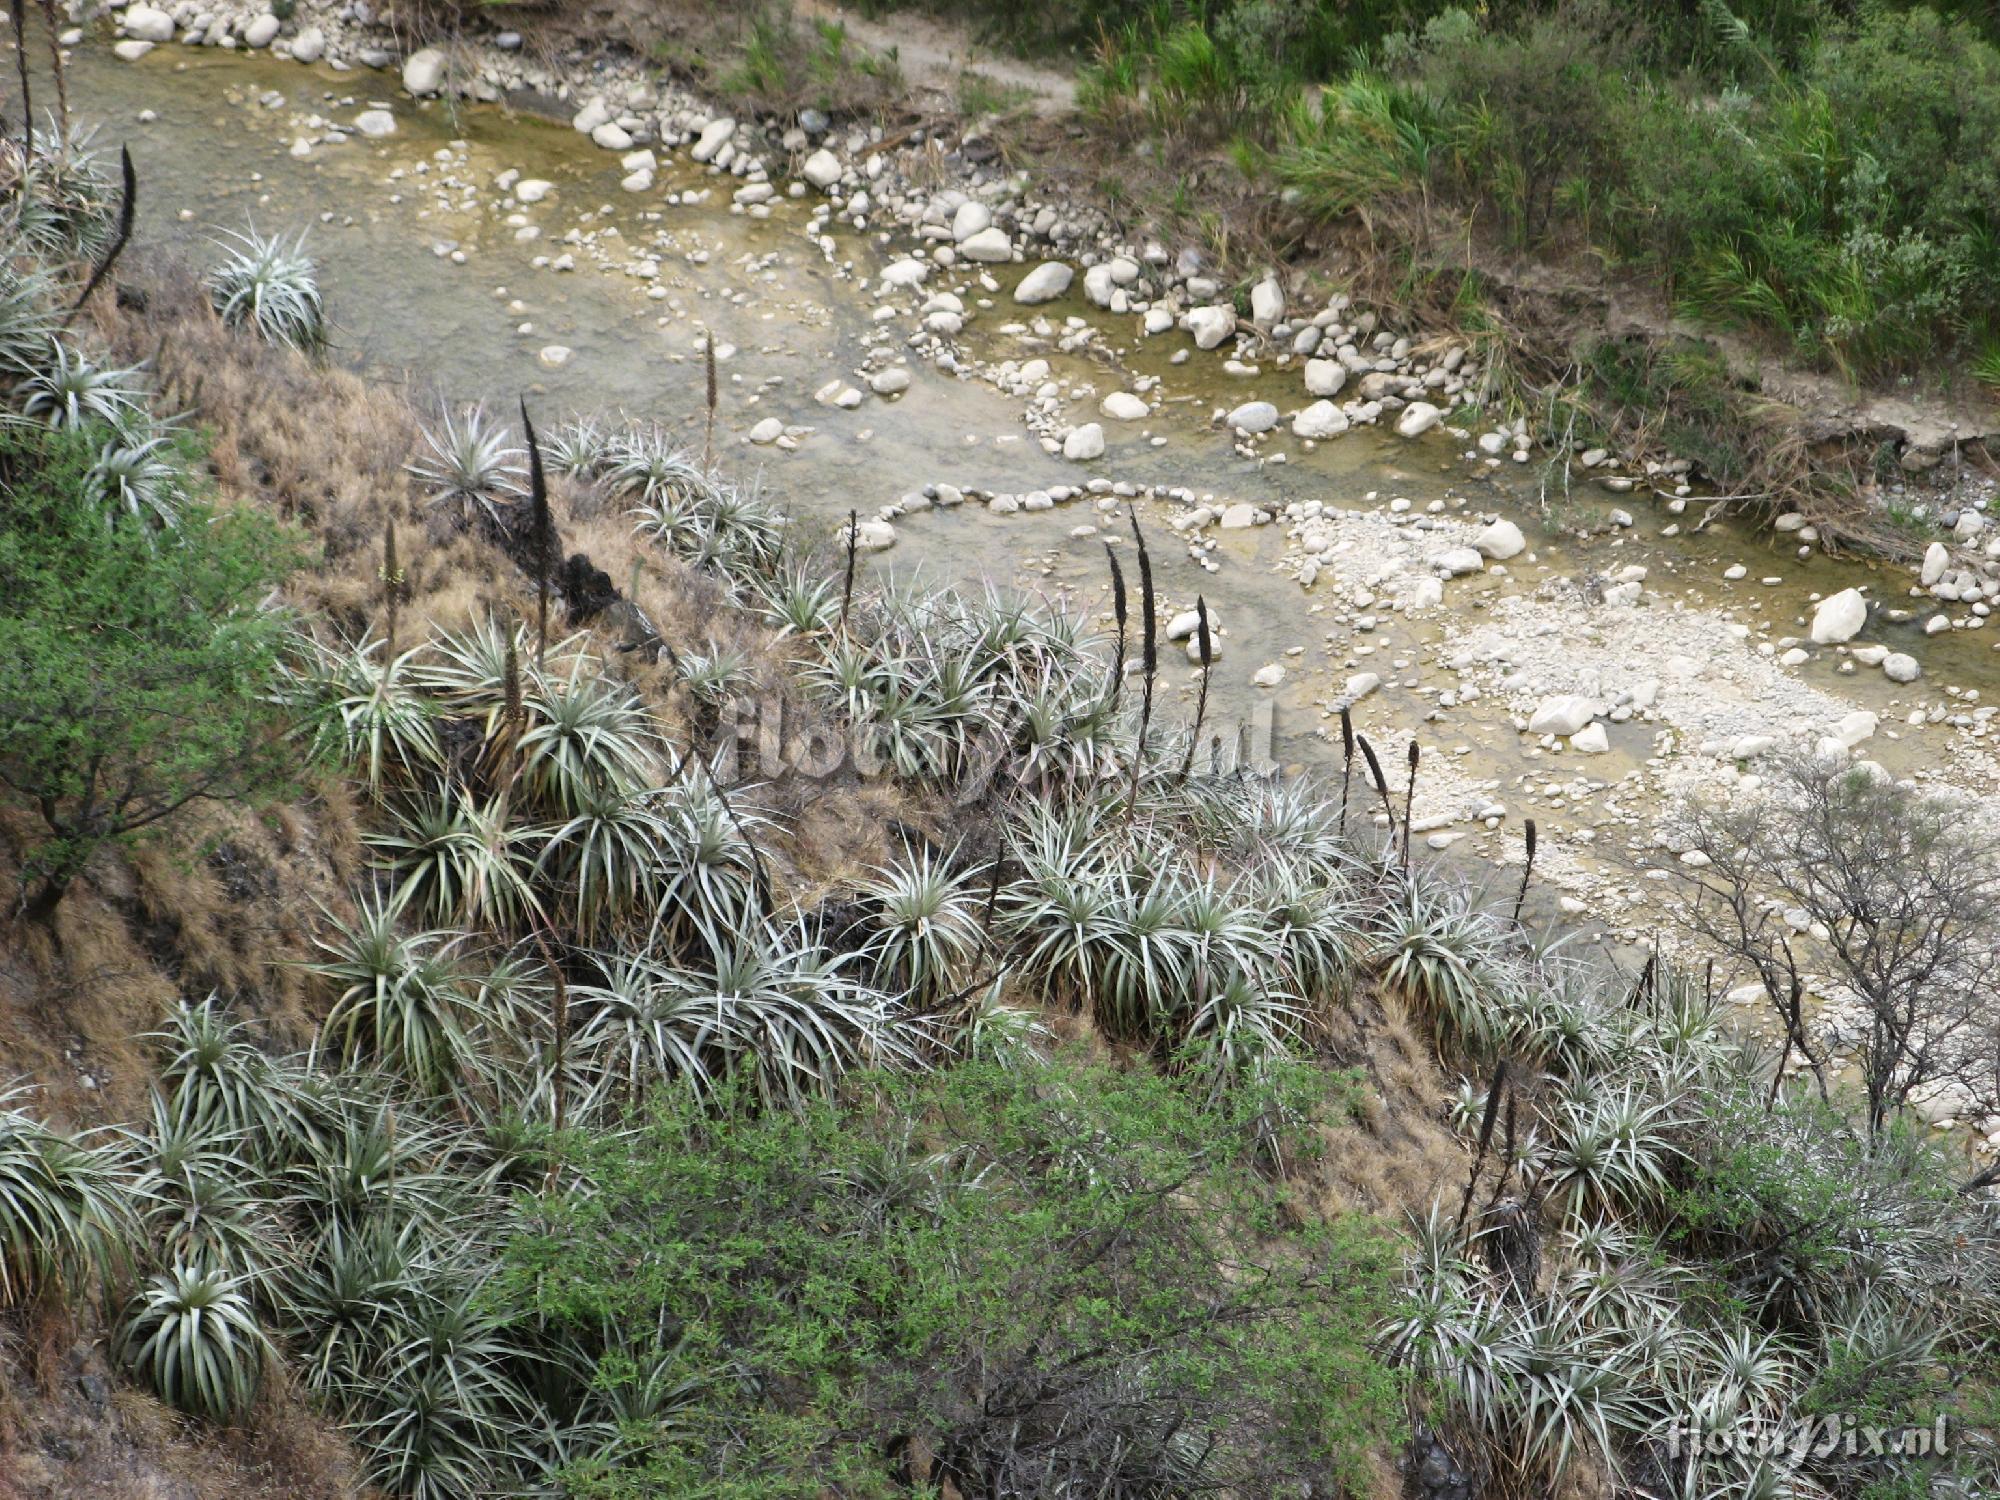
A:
[50, 44, 2000, 956]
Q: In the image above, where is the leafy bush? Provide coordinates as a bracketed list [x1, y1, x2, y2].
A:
[502, 1058, 1405, 1498]
[0, 426, 307, 916]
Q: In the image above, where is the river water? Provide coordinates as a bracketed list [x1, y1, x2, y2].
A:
[47, 43, 2000, 959]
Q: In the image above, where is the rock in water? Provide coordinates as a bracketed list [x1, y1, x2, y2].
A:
[849, 519, 896, 552]
[1292, 401, 1346, 439]
[1529, 695, 1600, 737]
[950, 201, 992, 241]
[402, 47, 447, 96]
[1809, 588, 1867, 644]
[958, 226, 1014, 263]
[1185, 305, 1236, 350]
[1101, 392, 1148, 422]
[1569, 722, 1610, 754]
[1473, 520, 1525, 560]
[290, 25, 325, 62]
[1062, 423, 1106, 461]
[1395, 402, 1442, 438]
[1304, 358, 1345, 397]
[1882, 652, 1921, 684]
[1225, 401, 1278, 435]
[122, 4, 175, 41]
[802, 148, 841, 189]
[244, 14, 280, 47]
[1013, 262, 1072, 304]
[691, 117, 736, 163]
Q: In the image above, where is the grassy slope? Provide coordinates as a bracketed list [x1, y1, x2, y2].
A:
[0, 247, 1467, 1496]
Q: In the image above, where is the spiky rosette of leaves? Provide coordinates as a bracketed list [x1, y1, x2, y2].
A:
[117, 1265, 271, 1421]
[408, 404, 528, 523]
[207, 223, 328, 353]
[0, 1091, 136, 1308]
[14, 337, 148, 429]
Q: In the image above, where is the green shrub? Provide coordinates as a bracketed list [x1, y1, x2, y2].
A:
[0, 426, 307, 917]
[502, 1057, 1405, 1497]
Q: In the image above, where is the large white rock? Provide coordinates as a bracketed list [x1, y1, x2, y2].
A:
[1920, 542, 1949, 587]
[1292, 401, 1347, 440]
[950, 201, 992, 241]
[849, 519, 897, 552]
[243, 13, 280, 47]
[122, 5, 174, 41]
[691, 117, 736, 163]
[1809, 588, 1868, 644]
[113, 38, 153, 59]
[1830, 711, 1877, 749]
[958, 226, 1014, 263]
[1165, 608, 1219, 641]
[1249, 275, 1284, 326]
[1304, 358, 1345, 397]
[747, 417, 784, 444]
[1062, 423, 1106, 461]
[1432, 547, 1484, 577]
[1529, 695, 1601, 737]
[289, 24, 325, 61]
[869, 366, 911, 396]
[1101, 391, 1148, 422]
[801, 148, 842, 189]
[1186, 305, 1236, 350]
[353, 109, 397, 138]
[402, 47, 447, 96]
[1882, 652, 1921, 684]
[1570, 722, 1611, 754]
[1473, 519, 1526, 560]
[1225, 401, 1278, 435]
[1013, 262, 1072, 304]
[515, 178, 553, 203]
[880, 258, 929, 289]
[591, 122, 634, 152]
[1395, 401, 1443, 438]
[1082, 264, 1115, 308]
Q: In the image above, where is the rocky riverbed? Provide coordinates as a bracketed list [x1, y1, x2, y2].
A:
[34, 2, 2000, 1142]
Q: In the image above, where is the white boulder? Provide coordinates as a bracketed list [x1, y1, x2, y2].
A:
[1062, 423, 1106, 461]
[1809, 588, 1868, 644]
[1225, 401, 1278, 435]
[1101, 391, 1148, 422]
[1292, 401, 1347, 440]
[1304, 358, 1345, 397]
[1529, 695, 1601, 737]
[801, 148, 842, 189]
[1185, 305, 1236, 350]
[958, 226, 1014, 263]
[1013, 262, 1073, 304]
[402, 47, 447, 96]
[122, 5, 174, 41]
[1569, 722, 1611, 754]
[1395, 401, 1443, 438]
[1473, 519, 1526, 560]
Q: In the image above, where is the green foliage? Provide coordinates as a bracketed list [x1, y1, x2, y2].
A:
[1277, 2, 2000, 374]
[502, 1057, 1405, 1497]
[0, 1091, 136, 1307]
[0, 426, 307, 914]
[117, 1265, 271, 1421]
